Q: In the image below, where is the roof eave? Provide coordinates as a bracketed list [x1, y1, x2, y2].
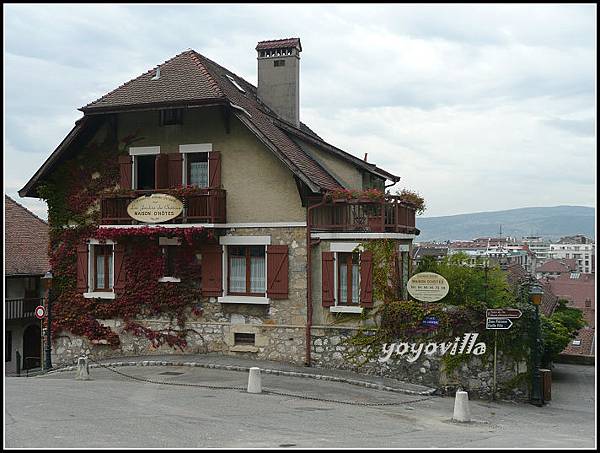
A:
[80, 97, 228, 115]
[274, 118, 400, 183]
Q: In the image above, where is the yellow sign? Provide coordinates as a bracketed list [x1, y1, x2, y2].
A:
[127, 193, 183, 223]
[407, 272, 449, 302]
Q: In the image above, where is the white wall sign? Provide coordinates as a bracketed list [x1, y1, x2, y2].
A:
[407, 272, 449, 302]
[127, 193, 184, 224]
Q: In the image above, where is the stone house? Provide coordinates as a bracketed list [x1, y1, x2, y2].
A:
[19, 38, 420, 369]
[5, 195, 50, 374]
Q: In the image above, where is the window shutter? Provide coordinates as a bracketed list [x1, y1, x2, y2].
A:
[168, 153, 183, 188]
[322, 252, 335, 307]
[208, 151, 221, 188]
[118, 155, 132, 190]
[200, 244, 223, 297]
[113, 243, 126, 292]
[155, 153, 169, 189]
[267, 245, 288, 299]
[76, 243, 89, 292]
[360, 251, 374, 307]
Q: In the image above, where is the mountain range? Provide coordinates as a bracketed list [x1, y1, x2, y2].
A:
[415, 206, 595, 242]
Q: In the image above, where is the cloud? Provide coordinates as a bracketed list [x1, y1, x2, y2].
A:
[4, 4, 596, 220]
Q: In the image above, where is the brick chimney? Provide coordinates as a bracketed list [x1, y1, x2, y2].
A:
[256, 38, 302, 127]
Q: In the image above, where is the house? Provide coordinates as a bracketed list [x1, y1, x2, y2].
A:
[503, 263, 558, 317]
[411, 245, 448, 269]
[19, 38, 420, 368]
[5, 195, 50, 374]
[535, 258, 578, 280]
[549, 236, 595, 274]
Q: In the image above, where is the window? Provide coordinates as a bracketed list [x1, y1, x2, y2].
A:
[228, 245, 266, 296]
[337, 252, 360, 305]
[187, 153, 209, 188]
[159, 109, 183, 126]
[572, 339, 581, 346]
[135, 155, 156, 190]
[274, 59, 285, 67]
[234, 333, 255, 346]
[93, 245, 114, 291]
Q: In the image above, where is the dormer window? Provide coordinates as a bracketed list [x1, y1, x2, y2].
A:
[160, 108, 183, 126]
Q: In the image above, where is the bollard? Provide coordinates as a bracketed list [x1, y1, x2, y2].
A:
[247, 367, 262, 394]
[76, 356, 90, 380]
[452, 390, 471, 422]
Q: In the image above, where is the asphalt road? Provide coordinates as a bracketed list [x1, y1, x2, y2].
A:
[4, 362, 596, 448]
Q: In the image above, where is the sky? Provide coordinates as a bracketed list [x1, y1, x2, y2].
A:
[3, 3, 597, 219]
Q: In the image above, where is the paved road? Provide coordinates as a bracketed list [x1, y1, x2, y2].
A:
[4, 362, 595, 448]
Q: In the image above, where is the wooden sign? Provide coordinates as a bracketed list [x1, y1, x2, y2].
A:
[407, 272, 449, 302]
[127, 193, 183, 223]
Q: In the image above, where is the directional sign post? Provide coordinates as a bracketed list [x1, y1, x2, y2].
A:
[486, 309, 522, 319]
[486, 318, 513, 330]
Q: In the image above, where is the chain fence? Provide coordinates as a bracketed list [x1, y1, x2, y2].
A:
[85, 355, 433, 407]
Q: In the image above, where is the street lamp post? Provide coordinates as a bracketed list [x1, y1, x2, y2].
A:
[42, 271, 53, 370]
[528, 281, 544, 407]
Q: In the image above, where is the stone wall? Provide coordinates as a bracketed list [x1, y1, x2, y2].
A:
[310, 327, 530, 401]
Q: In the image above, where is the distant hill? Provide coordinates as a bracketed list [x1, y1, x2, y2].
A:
[415, 206, 595, 242]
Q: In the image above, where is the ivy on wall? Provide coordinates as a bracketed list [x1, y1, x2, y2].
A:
[343, 241, 534, 377]
[38, 130, 208, 350]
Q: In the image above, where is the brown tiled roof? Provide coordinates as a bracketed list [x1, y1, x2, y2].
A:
[5, 196, 50, 276]
[549, 273, 595, 308]
[81, 51, 224, 112]
[256, 38, 301, 51]
[537, 259, 578, 273]
[561, 325, 595, 356]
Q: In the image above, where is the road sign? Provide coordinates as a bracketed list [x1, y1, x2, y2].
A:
[486, 318, 513, 330]
[35, 305, 46, 319]
[486, 309, 522, 319]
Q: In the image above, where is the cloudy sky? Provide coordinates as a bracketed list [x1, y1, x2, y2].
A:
[4, 4, 596, 219]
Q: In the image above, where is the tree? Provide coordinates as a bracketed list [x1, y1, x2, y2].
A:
[541, 299, 586, 366]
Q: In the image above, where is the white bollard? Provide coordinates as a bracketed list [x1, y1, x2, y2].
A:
[76, 357, 90, 380]
[247, 367, 262, 394]
[452, 390, 471, 422]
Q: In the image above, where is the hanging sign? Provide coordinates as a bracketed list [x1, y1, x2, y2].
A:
[407, 272, 449, 302]
[127, 193, 183, 223]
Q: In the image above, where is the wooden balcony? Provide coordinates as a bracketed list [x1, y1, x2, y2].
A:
[309, 195, 419, 234]
[100, 189, 226, 225]
[6, 298, 41, 320]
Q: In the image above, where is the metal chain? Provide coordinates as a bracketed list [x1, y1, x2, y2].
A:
[85, 356, 432, 407]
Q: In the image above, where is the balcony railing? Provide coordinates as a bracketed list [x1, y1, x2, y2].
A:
[100, 189, 226, 225]
[6, 298, 41, 320]
[309, 195, 419, 234]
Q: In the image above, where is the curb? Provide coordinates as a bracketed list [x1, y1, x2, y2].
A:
[46, 360, 436, 396]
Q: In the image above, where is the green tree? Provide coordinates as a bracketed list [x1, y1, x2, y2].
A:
[540, 299, 586, 366]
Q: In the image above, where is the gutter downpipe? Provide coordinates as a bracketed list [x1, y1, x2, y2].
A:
[305, 195, 327, 367]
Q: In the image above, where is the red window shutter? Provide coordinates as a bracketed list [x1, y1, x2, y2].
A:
[208, 151, 221, 188]
[118, 155, 132, 190]
[113, 243, 126, 292]
[76, 243, 89, 292]
[267, 245, 288, 299]
[201, 244, 223, 297]
[360, 251, 374, 307]
[322, 252, 335, 307]
[155, 153, 169, 189]
[168, 153, 183, 188]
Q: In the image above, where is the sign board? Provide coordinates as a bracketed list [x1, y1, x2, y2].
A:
[35, 305, 46, 319]
[407, 272, 449, 302]
[127, 193, 184, 224]
[486, 318, 513, 330]
[486, 309, 522, 319]
[422, 316, 440, 327]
